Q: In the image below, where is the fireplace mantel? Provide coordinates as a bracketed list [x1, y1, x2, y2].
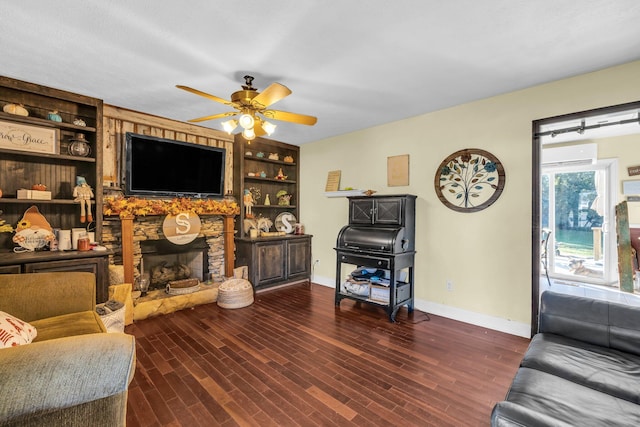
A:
[118, 214, 236, 284]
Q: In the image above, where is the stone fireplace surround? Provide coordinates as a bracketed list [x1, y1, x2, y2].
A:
[102, 215, 227, 284]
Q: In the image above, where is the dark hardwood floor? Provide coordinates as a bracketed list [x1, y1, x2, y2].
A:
[125, 283, 529, 427]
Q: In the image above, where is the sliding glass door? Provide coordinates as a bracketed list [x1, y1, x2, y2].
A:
[542, 161, 617, 286]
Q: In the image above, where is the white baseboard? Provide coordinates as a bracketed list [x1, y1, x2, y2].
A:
[312, 277, 531, 338]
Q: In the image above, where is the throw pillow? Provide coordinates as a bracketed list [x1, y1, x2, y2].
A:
[0, 311, 37, 348]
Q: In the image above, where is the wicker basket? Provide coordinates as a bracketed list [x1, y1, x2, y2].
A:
[217, 278, 254, 309]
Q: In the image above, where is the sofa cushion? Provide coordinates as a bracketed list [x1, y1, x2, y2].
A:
[522, 333, 640, 404]
[31, 311, 106, 342]
[0, 311, 37, 348]
[491, 367, 640, 427]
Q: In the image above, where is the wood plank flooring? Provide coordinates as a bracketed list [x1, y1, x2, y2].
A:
[125, 283, 529, 426]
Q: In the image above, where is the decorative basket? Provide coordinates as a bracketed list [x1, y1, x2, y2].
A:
[166, 278, 200, 295]
[217, 278, 254, 309]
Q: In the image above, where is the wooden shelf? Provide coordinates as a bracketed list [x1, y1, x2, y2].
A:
[0, 111, 97, 133]
[0, 198, 94, 205]
[244, 155, 296, 166]
[0, 147, 96, 162]
[244, 176, 296, 184]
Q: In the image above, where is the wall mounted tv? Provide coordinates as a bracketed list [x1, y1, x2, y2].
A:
[124, 132, 226, 199]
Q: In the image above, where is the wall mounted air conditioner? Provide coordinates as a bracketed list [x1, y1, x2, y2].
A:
[541, 143, 597, 167]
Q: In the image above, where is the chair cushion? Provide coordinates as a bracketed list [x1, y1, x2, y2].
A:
[0, 311, 37, 348]
[31, 311, 106, 342]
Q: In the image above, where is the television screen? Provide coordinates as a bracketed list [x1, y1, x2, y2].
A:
[125, 132, 226, 198]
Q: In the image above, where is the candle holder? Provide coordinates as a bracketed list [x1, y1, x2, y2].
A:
[136, 275, 150, 297]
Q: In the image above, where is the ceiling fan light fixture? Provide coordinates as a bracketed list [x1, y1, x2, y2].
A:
[262, 120, 277, 136]
[221, 119, 238, 134]
[242, 127, 256, 141]
[239, 113, 255, 129]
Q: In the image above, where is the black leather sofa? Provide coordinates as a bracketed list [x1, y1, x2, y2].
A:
[492, 290, 640, 426]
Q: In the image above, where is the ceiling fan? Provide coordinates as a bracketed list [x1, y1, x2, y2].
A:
[177, 75, 317, 141]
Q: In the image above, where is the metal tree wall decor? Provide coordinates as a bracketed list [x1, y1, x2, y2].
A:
[434, 148, 506, 212]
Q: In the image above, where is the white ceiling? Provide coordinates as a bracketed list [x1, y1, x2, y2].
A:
[2, 1, 640, 145]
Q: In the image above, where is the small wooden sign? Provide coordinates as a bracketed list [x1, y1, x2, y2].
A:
[325, 170, 341, 191]
[0, 119, 58, 154]
[628, 165, 640, 176]
[387, 154, 409, 186]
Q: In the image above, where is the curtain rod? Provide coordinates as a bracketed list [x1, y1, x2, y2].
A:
[535, 115, 640, 138]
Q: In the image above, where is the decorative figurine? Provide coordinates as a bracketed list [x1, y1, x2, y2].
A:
[243, 189, 254, 218]
[73, 176, 94, 223]
[276, 190, 292, 206]
[275, 168, 288, 180]
[259, 171, 266, 178]
[264, 194, 271, 205]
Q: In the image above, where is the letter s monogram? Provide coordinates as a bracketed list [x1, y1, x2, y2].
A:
[175, 213, 191, 234]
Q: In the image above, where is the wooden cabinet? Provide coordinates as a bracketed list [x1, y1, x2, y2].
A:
[233, 134, 299, 237]
[235, 235, 312, 291]
[232, 134, 312, 291]
[349, 196, 413, 226]
[0, 76, 104, 252]
[335, 194, 416, 322]
[0, 250, 111, 303]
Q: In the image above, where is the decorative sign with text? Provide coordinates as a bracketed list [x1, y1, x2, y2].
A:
[0, 120, 58, 154]
[628, 165, 640, 177]
[162, 212, 202, 245]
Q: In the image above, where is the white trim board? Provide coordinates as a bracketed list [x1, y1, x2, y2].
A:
[312, 278, 531, 338]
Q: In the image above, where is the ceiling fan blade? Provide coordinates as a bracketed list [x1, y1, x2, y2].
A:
[176, 85, 232, 106]
[254, 122, 267, 137]
[264, 109, 318, 126]
[187, 111, 237, 123]
[251, 83, 292, 109]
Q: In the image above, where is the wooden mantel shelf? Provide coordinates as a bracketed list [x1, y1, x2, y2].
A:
[117, 214, 236, 284]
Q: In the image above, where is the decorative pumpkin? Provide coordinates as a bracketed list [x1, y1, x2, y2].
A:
[283, 155, 294, 163]
[3, 103, 29, 116]
[268, 153, 279, 160]
[31, 184, 47, 191]
[47, 110, 62, 122]
[73, 117, 87, 127]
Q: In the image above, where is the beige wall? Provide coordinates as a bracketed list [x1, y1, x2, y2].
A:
[300, 60, 640, 336]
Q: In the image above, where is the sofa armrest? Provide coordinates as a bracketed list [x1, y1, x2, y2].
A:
[0, 333, 136, 427]
[0, 272, 97, 322]
[539, 290, 640, 356]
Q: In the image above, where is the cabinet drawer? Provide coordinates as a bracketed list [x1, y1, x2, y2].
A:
[338, 253, 390, 269]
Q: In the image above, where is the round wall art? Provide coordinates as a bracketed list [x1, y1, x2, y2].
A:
[434, 148, 506, 212]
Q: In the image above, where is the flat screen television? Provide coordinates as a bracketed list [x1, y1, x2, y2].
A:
[124, 132, 226, 198]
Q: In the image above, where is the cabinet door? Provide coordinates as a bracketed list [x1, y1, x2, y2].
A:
[0, 264, 21, 274]
[373, 198, 403, 225]
[349, 199, 374, 224]
[256, 241, 286, 286]
[287, 238, 310, 280]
